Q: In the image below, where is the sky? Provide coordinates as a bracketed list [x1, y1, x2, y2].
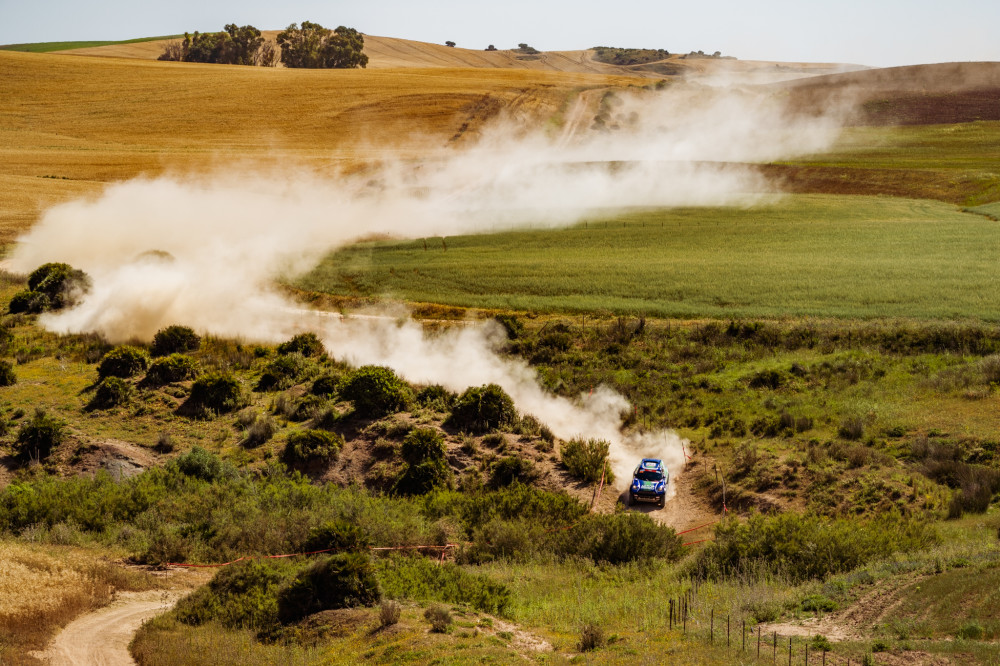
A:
[0, 0, 997, 68]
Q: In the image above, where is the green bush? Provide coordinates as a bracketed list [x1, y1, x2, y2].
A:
[492, 314, 524, 340]
[801, 594, 836, 612]
[378, 554, 510, 615]
[97, 345, 150, 379]
[283, 429, 342, 466]
[446, 384, 518, 434]
[310, 373, 340, 397]
[7, 289, 49, 314]
[393, 428, 451, 495]
[560, 438, 615, 484]
[300, 521, 369, 554]
[88, 376, 132, 410]
[277, 332, 324, 357]
[174, 559, 294, 632]
[13, 262, 91, 312]
[188, 372, 245, 415]
[151, 325, 201, 356]
[256, 354, 309, 392]
[144, 354, 198, 385]
[957, 620, 984, 640]
[415, 384, 455, 410]
[340, 365, 410, 418]
[489, 456, 537, 488]
[693, 512, 939, 583]
[276, 552, 381, 623]
[16, 408, 65, 461]
[174, 446, 229, 482]
[0, 360, 16, 386]
[560, 512, 682, 564]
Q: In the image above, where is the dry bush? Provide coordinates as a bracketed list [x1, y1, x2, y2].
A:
[379, 600, 401, 628]
[578, 622, 606, 651]
[424, 604, 452, 632]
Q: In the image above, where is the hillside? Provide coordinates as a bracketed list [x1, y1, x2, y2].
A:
[51, 32, 860, 80]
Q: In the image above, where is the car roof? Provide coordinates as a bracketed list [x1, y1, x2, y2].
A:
[637, 458, 663, 468]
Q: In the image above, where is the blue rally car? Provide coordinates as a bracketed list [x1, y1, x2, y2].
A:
[628, 458, 668, 508]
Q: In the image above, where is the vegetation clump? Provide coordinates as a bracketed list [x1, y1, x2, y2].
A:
[8, 263, 91, 314]
[88, 376, 132, 410]
[560, 438, 615, 484]
[446, 383, 517, 433]
[283, 429, 343, 466]
[174, 446, 229, 482]
[256, 354, 310, 392]
[0, 359, 16, 386]
[277, 332, 324, 357]
[299, 521, 369, 554]
[277, 553, 381, 623]
[423, 605, 452, 633]
[340, 365, 410, 418]
[187, 372, 245, 415]
[159, 24, 278, 66]
[151, 325, 201, 356]
[143, 354, 198, 385]
[377, 555, 511, 615]
[277, 22, 368, 69]
[592, 46, 670, 66]
[394, 428, 451, 495]
[97, 345, 150, 379]
[15, 408, 65, 462]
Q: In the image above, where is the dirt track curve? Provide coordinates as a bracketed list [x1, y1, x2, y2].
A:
[38, 590, 184, 666]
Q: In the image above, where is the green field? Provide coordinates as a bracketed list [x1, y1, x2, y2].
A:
[0, 35, 180, 53]
[299, 194, 1000, 321]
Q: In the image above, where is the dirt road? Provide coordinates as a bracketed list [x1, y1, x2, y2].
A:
[38, 589, 184, 666]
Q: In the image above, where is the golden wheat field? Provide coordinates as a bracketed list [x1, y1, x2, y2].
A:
[0, 48, 646, 244]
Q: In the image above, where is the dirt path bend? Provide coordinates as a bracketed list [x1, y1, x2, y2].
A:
[39, 589, 185, 666]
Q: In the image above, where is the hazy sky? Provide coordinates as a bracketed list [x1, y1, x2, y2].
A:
[1, 0, 997, 68]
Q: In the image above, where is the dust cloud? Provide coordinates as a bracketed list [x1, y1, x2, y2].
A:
[9, 82, 845, 490]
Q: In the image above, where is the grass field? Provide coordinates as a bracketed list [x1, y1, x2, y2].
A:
[0, 36, 181, 53]
[298, 194, 1000, 321]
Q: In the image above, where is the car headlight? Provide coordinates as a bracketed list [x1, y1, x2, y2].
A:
[656, 482, 665, 492]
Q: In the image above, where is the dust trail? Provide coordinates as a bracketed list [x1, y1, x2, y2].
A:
[8, 82, 846, 489]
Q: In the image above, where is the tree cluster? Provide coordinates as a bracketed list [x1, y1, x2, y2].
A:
[160, 21, 367, 68]
[276, 22, 368, 69]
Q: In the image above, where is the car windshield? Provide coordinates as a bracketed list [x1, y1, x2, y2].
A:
[636, 470, 663, 482]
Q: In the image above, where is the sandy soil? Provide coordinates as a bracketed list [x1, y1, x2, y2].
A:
[36, 589, 184, 666]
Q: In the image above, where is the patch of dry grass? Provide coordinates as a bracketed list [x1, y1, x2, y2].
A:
[0, 540, 155, 658]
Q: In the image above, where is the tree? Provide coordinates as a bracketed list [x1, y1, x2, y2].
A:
[486, 44, 497, 51]
[276, 22, 369, 69]
[445, 41, 456, 48]
[158, 24, 277, 66]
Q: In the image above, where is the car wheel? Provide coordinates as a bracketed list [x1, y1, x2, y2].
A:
[628, 492, 635, 506]
[657, 497, 665, 508]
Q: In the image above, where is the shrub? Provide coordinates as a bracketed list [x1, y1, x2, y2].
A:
[15, 408, 65, 461]
[839, 416, 865, 440]
[243, 414, 277, 447]
[283, 429, 342, 466]
[400, 428, 446, 465]
[0, 359, 16, 386]
[300, 521, 369, 554]
[578, 622, 606, 651]
[88, 376, 132, 410]
[376, 555, 511, 615]
[801, 594, 836, 612]
[394, 458, 452, 496]
[97, 345, 150, 379]
[276, 553, 381, 624]
[288, 394, 326, 422]
[340, 366, 410, 418]
[492, 314, 524, 340]
[151, 325, 201, 356]
[174, 559, 292, 631]
[23, 262, 90, 310]
[174, 446, 228, 481]
[415, 384, 455, 410]
[424, 605, 452, 633]
[563, 512, 682, 564]
[7, 289, 49, 314]
[277, 332, 324, 357]
[446, 384, 518, 434]
[957, 620, 984, 640]
[693, 513, 939, 583]
[811, 635, 833, 652]
[256, 354, 309, 392]
[144, 354, 198, 385]
[560, 438, 615, 484]
[188, 372, 244, 414]
[379, 600, 401, 628]
[310, 373, 340, 397]
[489, 456, 537, 488]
